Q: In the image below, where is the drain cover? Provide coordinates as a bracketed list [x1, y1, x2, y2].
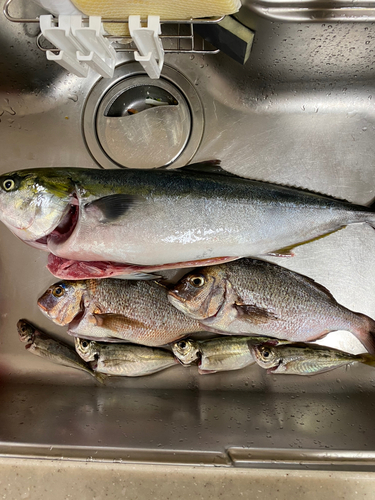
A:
[84, 63, 204, 169]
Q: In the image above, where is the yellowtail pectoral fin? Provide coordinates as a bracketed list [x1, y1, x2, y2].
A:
[85, 194, 143, 223]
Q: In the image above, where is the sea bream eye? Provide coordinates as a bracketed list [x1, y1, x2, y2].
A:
[190, 276, 205, 288]
[52, 285, 66, 297]
[3, 179, 15, 191]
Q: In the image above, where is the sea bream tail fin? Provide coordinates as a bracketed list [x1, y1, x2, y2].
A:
[367, 199, 375, 228]
[352, 314, 375, 354]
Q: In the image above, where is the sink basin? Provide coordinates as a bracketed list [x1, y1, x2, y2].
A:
[2, 0, 375, 470]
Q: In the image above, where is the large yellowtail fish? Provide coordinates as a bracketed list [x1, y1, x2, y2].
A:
[1, 164, 375, 278]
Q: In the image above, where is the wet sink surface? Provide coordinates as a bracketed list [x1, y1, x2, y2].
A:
[1, 1, 375, 468]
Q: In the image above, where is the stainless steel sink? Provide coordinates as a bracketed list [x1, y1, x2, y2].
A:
[2, 0, 375, 470]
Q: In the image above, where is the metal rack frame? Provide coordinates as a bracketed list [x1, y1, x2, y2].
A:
[3, 0, 222, 55]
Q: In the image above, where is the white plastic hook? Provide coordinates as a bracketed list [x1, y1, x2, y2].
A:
[40, 15, 116, 78]
[129, 15, 164, 79]
[40, 15, 85, 54]
[71, 16, 116, 78]
[40, 15, 89, 77]
[46, 48, 89, 77]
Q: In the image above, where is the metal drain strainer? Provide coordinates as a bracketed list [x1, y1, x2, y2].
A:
[83, 63, 204, 169]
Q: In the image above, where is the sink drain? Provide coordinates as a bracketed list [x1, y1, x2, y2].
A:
[83, 63, 204, 169]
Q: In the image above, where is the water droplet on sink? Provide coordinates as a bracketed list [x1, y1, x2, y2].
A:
[68, 94, 78, 102]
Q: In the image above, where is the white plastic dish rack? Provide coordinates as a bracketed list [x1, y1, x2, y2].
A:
[3, 0, 222, 79]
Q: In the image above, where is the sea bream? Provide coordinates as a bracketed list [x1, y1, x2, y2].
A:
[0, 165, 375, 279]
[37, 278, 203, 346]
[167, 258, 375, 353]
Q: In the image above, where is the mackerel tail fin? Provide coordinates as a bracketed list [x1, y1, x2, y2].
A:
[358, 353, 375, 368]
[93, 371, 107, 385]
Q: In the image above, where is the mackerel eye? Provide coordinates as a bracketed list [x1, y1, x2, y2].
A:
[261, 348, 271, 359]
[178, 341, 187, 350]
[52, 285, 65, 297]
[3, 179, 15, 191]
[81, 340, 89, 349]
[189, 275, 205, 288]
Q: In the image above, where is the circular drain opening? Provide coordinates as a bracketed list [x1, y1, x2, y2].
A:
[83, 63, 204, 169]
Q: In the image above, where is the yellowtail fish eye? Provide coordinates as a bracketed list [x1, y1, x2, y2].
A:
[3, 179, 15, 191]
[189, 275, 205, 288]
[178, 340, 188, 350]
[81, 340, 89, 349]
[52, 284, 66, 298]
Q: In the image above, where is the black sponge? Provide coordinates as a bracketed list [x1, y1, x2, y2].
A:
[194, 16, 254, 65]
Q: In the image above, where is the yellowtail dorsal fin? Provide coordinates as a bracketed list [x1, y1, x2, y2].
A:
[172, 160, 245, 179]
